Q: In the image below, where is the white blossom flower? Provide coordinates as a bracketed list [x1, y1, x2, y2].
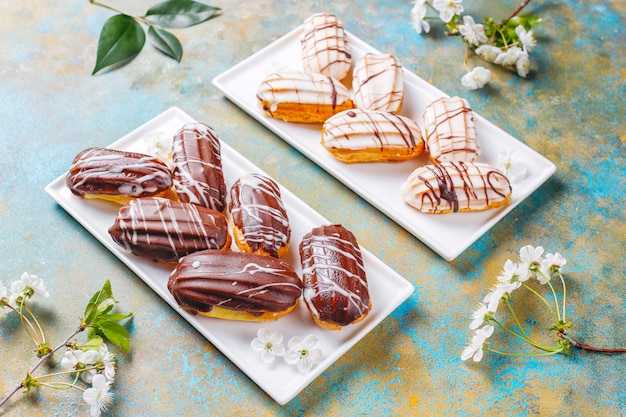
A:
[497, 259, 518, 284]
[475, 45, 502, 62]
[461, 325, 494, 362]
[458, 15, 487, 46]
[251, 328, 285, 364]
[483, 281, 520, 312]
[433, 0, 464, 23]
[496, 150, 527, 182]
[99, 343, 116, 382]
[545, 252, 567, 270]
[143, 131, 172, 164]
[515, 25, 537, 52]
[461, 66, 491, 89]
[83, 374, 114, 417]
[538, 253, 567, 284]
[519, 245, 544, 281]
[411, 0, 431, 34]
[494, 46, 523, 66]
[284, 335, 323, 374]
[61, 348, 101, 383]
[10, 273, 49, 305]
[469, 303, 490, 330]
[516, 50, 530, 77]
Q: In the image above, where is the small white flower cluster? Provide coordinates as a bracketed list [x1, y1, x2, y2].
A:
[411, 0, 538, 89]
[251, 328, 324, 374]
[496, 150, 527, 183]
[461, 245, 567, 362]
[61, 344, 116, 417]
[0, 272, 49, 313]
[143, 130, 173, 164]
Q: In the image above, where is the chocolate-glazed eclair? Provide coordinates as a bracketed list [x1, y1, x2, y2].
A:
[423, 96, 480, 163]
[299, 224, 371, 330]
[167, 250, 303, 322]
[301, 13, 352, 81]
[229, 173, 291, 258]
[400, 161, 512, 214]
[108, 197, 231, 262]
[321, 109, 424, 163]
[171, 123, 227, 212]
[66, 147, 172, 204]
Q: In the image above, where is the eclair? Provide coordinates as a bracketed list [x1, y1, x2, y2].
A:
[352, 53, 404, 113]
[299, 224, 371, 330]
[301, 13, 352, 81]
[256, 71, 354, 123]
[108, 197, 231, 262]
[171, 123, 227, 212]
[229, 173, 291, 258]
[400, 162, 512, 214]
[168, 250, 303, 322]
[423, 96, 480, 163]
[66, 147, 172, 204]
[321, 109, 424, 163]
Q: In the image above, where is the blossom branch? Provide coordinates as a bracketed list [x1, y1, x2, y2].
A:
[504, 0, 533, 23]
[558, 332, 626, 354]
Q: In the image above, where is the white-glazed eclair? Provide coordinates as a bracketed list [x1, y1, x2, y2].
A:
[301, 13, 352, 81]
[256, 71, 354, 123]
[423, 96, 480, 163]
[352, 53, 404, 113]
[400, 162, 512, 214]
[321, 109, 424, 163]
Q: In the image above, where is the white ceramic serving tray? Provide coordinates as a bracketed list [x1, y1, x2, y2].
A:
[45, 107, 414, 405]
[212, 26, 556, 261]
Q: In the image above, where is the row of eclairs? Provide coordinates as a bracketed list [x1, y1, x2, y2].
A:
[65, 122, 370, 331]
[256, 12, 513, 214]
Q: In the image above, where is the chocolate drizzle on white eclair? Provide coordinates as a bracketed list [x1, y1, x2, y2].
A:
[423, 96, 480, 163]
[400, 162, 511, 213]
[352, 53, 404, 113]
[301, 13, 352, 81]
[171, 123, 227, 212]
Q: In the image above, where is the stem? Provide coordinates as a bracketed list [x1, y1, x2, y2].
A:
[504, 0, 532, 23]
[8, 304, 40, 346]
[504, 298, 527, 337]
[0, 325, 84, 409]
[558, 272, 567, 322]
[486, 346, 564, 357]
[491, 317, 561, 353]
[89, 0, 151, 25]
[463, 47, 471, 72]
[546, 280, 562, 322]
[559, 332, 626, 354]
[522, 283, 559, 321]
[24, 303, 46, 344]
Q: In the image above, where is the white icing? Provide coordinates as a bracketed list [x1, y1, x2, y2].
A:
[322, 109, 423, 151]
[352, 53, 404, 113]
[256, 71, 351, 108]
[301, 13, 351, 81]
[423, 96, 480, 162]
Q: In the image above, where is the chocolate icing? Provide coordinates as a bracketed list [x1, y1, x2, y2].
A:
[66, 147, 172, 198]
[299, 224, 370, 327]
[108, 197, 230, 262]
[168, 250, 302, 315]
[171, 123, 227, 212]
[229, 173, 291, 258]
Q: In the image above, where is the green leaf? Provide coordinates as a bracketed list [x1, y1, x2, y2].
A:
[84, 302, 98, 325]
[524, 14, 542, 26]
[148, 26, 183, 62]
[145, 0, 221, 29]
[83, 335, 104, 351]
[89, 280, 117, 315]
[103, 312, 134, 322]
[98, 319, 131, 352]
[92, 14, 146, 75]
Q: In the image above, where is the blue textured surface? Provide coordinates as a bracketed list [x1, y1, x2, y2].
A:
[0, 0, 625, 415]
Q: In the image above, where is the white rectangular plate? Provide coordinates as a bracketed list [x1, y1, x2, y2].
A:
[212, 26, 556, 261]
[45, 107, 414, 405]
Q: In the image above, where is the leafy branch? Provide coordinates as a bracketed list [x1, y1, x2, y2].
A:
[89, 0, 222, 75]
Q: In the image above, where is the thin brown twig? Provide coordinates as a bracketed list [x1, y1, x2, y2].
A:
[558, 332, 626, 353]
[504, 0, 533, 23]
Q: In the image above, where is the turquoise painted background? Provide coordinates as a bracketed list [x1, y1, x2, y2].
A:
[0, 0, 624, 415]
